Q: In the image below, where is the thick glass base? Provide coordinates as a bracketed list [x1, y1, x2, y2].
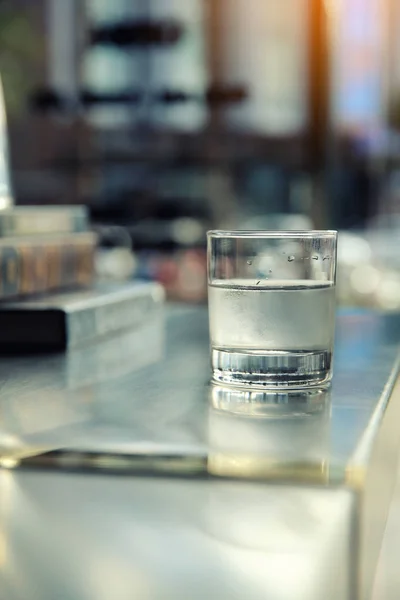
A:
[211, 347, 332, 389]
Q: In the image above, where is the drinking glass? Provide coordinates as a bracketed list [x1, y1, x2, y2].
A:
[207, 230, 337, 388]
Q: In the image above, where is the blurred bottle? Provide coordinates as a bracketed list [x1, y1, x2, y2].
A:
[0, 76, 14, 209]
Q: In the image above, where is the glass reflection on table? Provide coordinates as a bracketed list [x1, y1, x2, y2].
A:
[208, 384, 331, 483]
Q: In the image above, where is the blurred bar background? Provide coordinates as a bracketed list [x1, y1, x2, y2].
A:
[1, 0, 399, 306]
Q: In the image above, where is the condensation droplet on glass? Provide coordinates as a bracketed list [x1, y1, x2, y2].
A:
[288, 256, 295, 262]
[312, 255, 319, 261]
[247, 260, 252, 265]
[269, 269, 272, 273]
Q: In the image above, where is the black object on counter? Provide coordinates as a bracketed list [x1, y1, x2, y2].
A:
[0, 282, 164, 352]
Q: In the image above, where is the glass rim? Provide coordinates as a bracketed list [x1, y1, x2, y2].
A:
[207, 229, 337, 239]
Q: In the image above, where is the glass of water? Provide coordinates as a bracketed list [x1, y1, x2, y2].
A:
[207, 230, 337, 388]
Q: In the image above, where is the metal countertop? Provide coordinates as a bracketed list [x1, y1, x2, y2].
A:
[0, 306, 399, 600]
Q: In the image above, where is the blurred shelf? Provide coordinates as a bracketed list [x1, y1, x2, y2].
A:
[89, 20, 184, 47]
[43, 134, 309, 170]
